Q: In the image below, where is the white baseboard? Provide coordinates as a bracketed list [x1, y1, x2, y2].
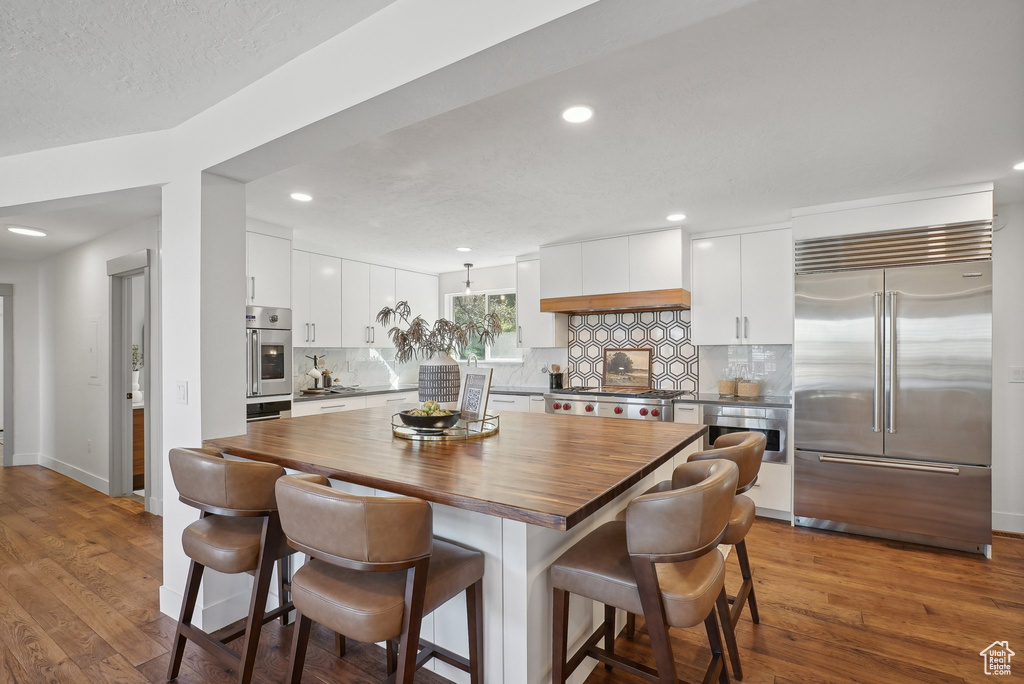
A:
[993, 511, 1024, 535]
[147, 496, 163, 517]
[160, 583, 255, 632]
[11, 452, 39, 466]
[37, 454, 108, 493]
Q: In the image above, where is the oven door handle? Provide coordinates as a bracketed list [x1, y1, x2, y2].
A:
[250, 330, 260, 396]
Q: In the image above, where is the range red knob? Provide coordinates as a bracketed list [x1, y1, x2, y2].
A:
[563, 403, 572, 410]
[651, 409, 660, 417]
[552, 402, 561, 410]
[614, 406, 624, 415]
[585, 404, 594, 412]
[639, 408, 649, 416]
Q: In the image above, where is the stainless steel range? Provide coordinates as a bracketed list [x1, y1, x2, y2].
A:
[544, 387, 691, 421]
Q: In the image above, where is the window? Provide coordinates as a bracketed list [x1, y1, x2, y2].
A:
[447, 290, 519, 361]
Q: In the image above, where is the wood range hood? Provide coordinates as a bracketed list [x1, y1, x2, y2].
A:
[540, 288, 691, 314]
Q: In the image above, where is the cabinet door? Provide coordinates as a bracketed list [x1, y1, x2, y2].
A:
[528, 395, 547, 413]
[690, 234, 742, 346]
[629, 229, 683, 292]
[395, 270, 439, 324]
[247, 232, 292, 307]
[539, 243, 583, 299]
[308, 253, 341, 347]
[746, 461, 792, 514]
[740, 229, 794, 344]
[341, 260, 370, 348]
[517, 259, 567, 348]
[368, 265, 396, 348]
[291, 251, 311, 348]
[487, 394, 531, 413]
[582, 237, 629, 295]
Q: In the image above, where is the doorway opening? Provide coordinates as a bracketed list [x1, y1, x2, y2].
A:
[108, 251, 152, 508]
[0, 284, 11, 467]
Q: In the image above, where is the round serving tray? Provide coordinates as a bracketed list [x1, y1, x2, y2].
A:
[391, 414, 499, 442]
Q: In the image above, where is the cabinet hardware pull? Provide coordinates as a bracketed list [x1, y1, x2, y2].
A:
[321, 404, 346, 410]
[491, 399, 515, 404]
[518, 325, 523, 344]
[735, 316, 740, 338]
[250, 276, 255, 301]
[305, 323, 310, 343]
[312, 323, 316, 342]
[743, 316, 749, 338]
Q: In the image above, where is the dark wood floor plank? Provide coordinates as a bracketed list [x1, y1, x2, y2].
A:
[0, 580, 90, 682]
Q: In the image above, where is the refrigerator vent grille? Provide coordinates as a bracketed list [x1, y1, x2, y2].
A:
[795, 222, 992, 274]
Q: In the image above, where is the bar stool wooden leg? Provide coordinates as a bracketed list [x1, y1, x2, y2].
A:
[385, 640, 396, 674]
[395, 561, 428, 684]
[238, 518, 281, 684]
[625, 611, 636, 639]
[735, 540, 759, 624]
[334, 633, 347, 658]
[603, 605, 616, 670]
[277, 555, 292, 626]
[287, 613, 313, 684]
[466, 579, 484, 684]
[168, 559, 205, 681]
[632, 559, 677, 684]
[716, 588, 742, 680]
[704, 603, 730, 684]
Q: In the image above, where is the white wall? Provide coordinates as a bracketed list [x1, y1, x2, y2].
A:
[0, 298, 4, 431]
[36, 217, 158, 492]
[992, 202, 1024, 533]
[0, 260, 41, 464]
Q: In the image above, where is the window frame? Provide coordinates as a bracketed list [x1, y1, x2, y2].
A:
[445, 288, 520, 362]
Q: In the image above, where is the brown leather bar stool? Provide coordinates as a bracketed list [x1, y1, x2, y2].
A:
[274, 474, 485, 684]
[688, 432, 766, 632]
[167, 447, 310, 684]
[551, 459, 739, 684]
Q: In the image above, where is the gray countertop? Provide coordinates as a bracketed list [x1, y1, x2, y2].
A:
[293, 384, 418, 403]
[489, 385, 549, 396]
[675, 393, 792, 409]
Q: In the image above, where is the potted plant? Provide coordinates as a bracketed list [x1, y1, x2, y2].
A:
[376, 301, 502, 405]
[131, 344, 144, 393]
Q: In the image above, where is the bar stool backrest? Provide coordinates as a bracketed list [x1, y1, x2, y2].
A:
[625, 459, 738, 562]
[275, 475, 433, 572]
[169, 447, 284, 516]
[688, 432, 766, 493]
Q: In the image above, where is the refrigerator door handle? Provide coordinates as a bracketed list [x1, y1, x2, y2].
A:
[887, 290, 897, 434]
[873, 292, 883, 433]
[819, 454, 959, 475]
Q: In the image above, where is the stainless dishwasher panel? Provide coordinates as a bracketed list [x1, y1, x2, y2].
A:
[703, 405, 789, 463]
[794, 450, 991, 549]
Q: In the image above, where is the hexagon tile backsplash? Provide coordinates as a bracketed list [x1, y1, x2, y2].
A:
[567, 310, 697, 391]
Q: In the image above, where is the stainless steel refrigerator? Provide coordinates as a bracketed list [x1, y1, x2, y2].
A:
[793, 225, 992, 554]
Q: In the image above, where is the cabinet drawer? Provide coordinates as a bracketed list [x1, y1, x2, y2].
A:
[364, 392, 417, 408]
[292, 396, 367, 417]
[487, 394, 531, 413]
[673, 404, 701, 425]
[747, 461, 792, 513]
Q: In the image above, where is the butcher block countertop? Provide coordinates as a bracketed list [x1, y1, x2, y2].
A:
[205, 406, 706, 531]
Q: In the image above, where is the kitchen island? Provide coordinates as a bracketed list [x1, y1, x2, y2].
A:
[206, 406, 705, 684]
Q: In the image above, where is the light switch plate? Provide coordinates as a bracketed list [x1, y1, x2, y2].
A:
[176, 381, 189, 405]
[1010, 366, 1024, 383]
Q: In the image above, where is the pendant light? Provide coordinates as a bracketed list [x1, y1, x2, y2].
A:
[463, 263, 473, 295]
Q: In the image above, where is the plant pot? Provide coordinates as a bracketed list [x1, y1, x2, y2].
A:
[418, 352, 460, 408]
[132, 370, 141, 393]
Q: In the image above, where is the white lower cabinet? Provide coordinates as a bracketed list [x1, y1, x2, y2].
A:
[364, 391, 417, 409]
[487, 394, 532, 413]
[673, 403, 702, 467]
[291, 396, 367, 417]
[528, 395, 547, 413]
[747, 461, 792, 518]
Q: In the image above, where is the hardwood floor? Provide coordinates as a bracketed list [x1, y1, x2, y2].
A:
[0, 464, 1020, 683]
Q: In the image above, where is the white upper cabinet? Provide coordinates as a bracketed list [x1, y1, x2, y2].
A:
[368, 265, 396, 348]
[341, 260, 371, 348]
[628, 229, 683, 292]
[395, 270, 439, 324]
[540, 243, 583, 299]
[517, 259, 568, 348]
[292, 250, 341, 348]
[690, 228, 793, 346]
[246, 232, 291, 308]
[740, 229, 794, 344]
[582, 237, 629, 295]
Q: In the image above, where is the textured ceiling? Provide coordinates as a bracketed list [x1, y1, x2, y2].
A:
[247, 0, 1024, 275]
[0, 186, 161, 260]
[0, 0, 396, 156]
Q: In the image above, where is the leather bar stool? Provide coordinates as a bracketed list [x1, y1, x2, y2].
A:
[274, 474, 485, 684]
[688, 432, 766, 632]
[550, 459, 739, 684]
[167, 447, 311, 684]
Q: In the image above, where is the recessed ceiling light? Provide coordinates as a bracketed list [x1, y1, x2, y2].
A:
[666, 213, 686, 222]
[1014, 161, 1024, 171]
[456, 247, 472, 252]
[290, 192, 313, 202]
[6, 226, 46, 237]
[561, 105, 594, 123]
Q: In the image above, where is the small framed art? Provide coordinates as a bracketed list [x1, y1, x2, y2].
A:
[457, 367, 493, 422]
[601, 347, 653, 390]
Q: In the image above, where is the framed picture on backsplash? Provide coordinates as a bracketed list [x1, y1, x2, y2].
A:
[602, 348, 653, 390]
[457, 367, 493, 422]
